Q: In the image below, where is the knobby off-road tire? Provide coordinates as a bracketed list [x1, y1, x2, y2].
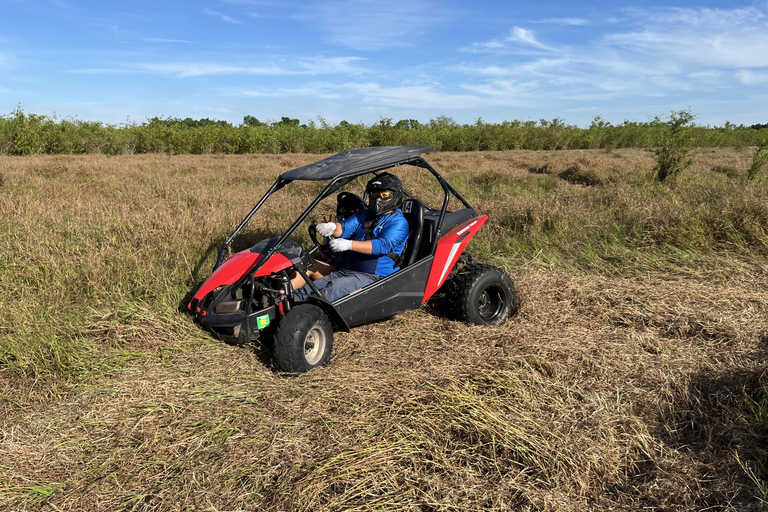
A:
[272, 304, 333, 372]
[444, 264, 517, 325]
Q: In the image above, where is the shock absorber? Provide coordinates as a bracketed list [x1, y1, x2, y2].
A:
[279, 271, 292, 314]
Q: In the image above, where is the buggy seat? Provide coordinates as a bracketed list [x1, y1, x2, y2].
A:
[399, 198, 425, 268]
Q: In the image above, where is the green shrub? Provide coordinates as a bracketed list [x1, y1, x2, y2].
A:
[654, 110, 696, 182]
[3, 107, 768, 155]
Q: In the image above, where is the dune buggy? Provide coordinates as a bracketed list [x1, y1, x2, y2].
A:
[188, 146, 517, 372]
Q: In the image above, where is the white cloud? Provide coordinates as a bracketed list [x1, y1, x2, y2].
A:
[460, 79, 539, 103]
[297, 57, 370, 75]
[566, 106, 600, 113]
[459, 4, 768, 105]
[625, 6, 766, 27]
[508, 27, 549, 49]
[455, 59, 570, 77]
[604, 6, 768, 68]
[534, 17, 589, 26]
[738, 70, 768, 84]
[305, 0, 455, 50]
[143, 38, 193, 44]
[466, 26, 553, 53]
[345, 83, 482, 109]
[687, 70, 724, 84]
[239, 83, 344, 100]
[204, 8, 242, 24]
[69, 68, 137, 75]
[604, 28, 768, 69]
[137, 63, 286, 77]
[70, 56, 369, 78]
[234, 81, 486, 110]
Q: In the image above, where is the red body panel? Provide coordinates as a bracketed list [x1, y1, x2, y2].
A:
[188, 249, 292, 309]
[422, 215, 487, 303]
[253, 253, 292, 277]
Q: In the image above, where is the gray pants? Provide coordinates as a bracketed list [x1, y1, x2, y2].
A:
[296, 268, 379, 302]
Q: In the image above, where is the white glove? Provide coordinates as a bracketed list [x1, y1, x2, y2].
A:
[316, 222, 336, 237]
[329, 238, 352, 252]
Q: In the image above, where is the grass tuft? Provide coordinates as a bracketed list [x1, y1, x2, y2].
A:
[748, 140, 768, 182]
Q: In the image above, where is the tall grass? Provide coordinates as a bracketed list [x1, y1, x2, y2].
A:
[2, 149, 766, 379]
[2, 107, 768, 155]
[446, 149, 768, 274]
[748, 140, 768, 182]
[1, 150, 767, 510]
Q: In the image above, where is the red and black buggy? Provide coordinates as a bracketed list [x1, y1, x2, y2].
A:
[188, 146, 517, 372]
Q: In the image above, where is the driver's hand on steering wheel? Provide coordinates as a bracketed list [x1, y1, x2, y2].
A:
[316, 222, 336, 238]
[329, 238, 352, 252]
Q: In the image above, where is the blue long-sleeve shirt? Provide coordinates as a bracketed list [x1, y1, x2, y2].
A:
[339, 209, 409, 277]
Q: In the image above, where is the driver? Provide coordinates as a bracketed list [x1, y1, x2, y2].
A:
[288, 191, 366, 290]
[294, 172, 409, 302]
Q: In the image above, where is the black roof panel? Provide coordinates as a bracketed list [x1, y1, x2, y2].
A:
[280, 146, 434, 181]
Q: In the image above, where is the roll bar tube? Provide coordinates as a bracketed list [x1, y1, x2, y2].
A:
[213, 177, 288, 270]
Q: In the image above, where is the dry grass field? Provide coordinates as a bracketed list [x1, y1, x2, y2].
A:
[1, 149, 767, 511]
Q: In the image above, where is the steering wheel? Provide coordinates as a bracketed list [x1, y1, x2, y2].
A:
[308, 224, 332, 261]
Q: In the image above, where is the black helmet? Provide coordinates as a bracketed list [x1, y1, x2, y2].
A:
[365, 172, 403, 216]
[335, 191, 367, 221]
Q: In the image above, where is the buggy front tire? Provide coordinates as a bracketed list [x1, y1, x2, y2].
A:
[272, 304, 333, 372]
[446, 264, 517, 325]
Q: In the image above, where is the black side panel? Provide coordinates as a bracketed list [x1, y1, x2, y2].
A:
[334, 258, 432, 327]
[441, 208, 477, 233]
[419, 208, 476, 260]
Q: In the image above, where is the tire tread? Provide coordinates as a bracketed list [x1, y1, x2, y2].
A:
[444, 263, 517, 325]
[272, 304, 333, 372]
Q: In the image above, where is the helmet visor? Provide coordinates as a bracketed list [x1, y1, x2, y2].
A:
[369, 190, 392, 200]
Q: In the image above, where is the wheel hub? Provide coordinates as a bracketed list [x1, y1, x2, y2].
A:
[477, 286, 504, 321]
[304, 326, 327, 365]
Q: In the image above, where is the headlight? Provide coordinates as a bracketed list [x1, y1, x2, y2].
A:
[214, 300, 244, 314]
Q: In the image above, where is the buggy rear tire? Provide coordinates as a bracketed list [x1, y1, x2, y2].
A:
[445, 264, 517, 325]
[272, 304, 333, 372]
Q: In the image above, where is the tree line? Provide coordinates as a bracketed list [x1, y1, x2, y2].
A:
[1, 107, 766, 156]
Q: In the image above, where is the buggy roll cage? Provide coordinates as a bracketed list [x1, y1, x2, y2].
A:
[212, 146, 473, 273]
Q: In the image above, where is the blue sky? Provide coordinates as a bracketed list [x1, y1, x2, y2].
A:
[1, 0, 767, 127]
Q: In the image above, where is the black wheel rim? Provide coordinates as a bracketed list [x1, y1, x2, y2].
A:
[477, 285, 505, 322]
